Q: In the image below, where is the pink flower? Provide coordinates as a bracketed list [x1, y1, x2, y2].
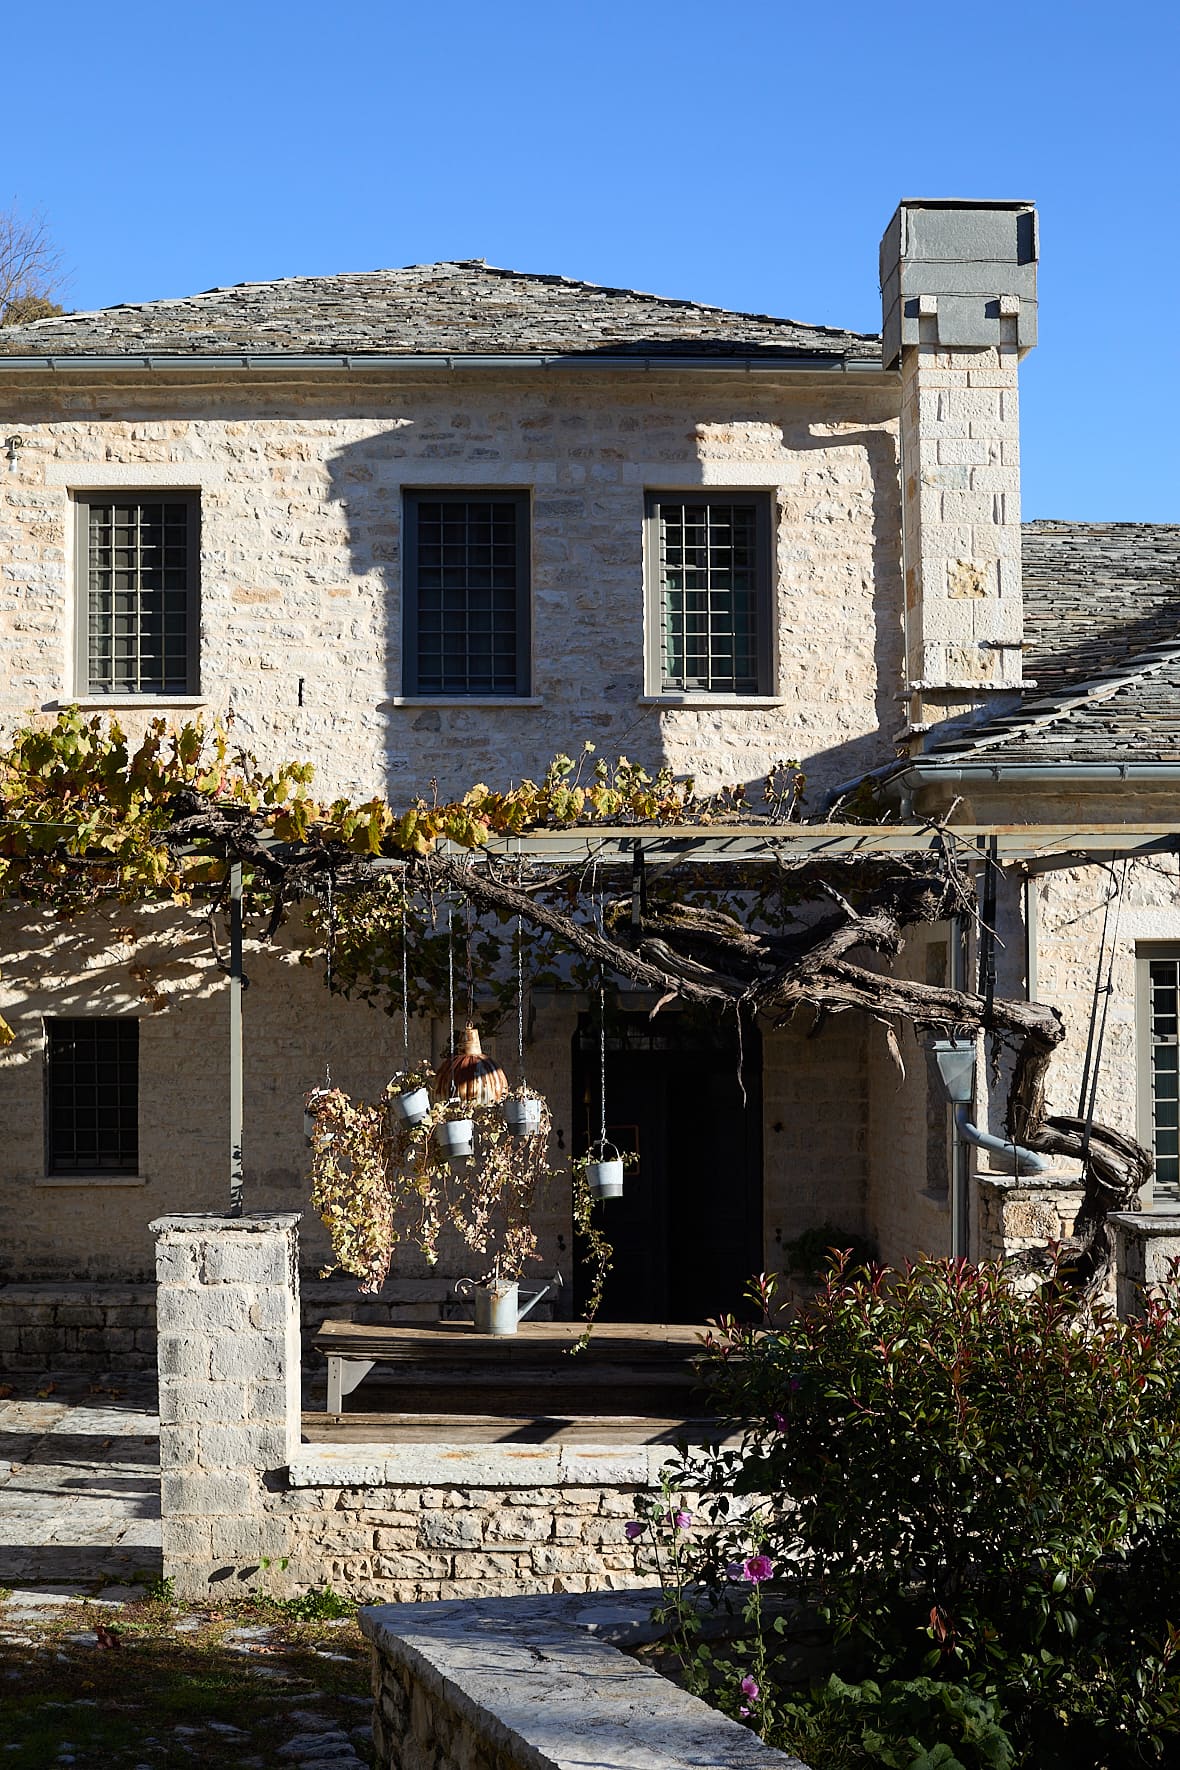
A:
[772, 1411, 788, 1431]
[741, 1676, 760, 1701]
[672, 1509, 692, 1531]
[741, 1555, 775, 1583]
[624, 1520, 644, 1541]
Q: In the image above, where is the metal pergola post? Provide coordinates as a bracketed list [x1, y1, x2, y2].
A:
[228, 860, 244, 1218]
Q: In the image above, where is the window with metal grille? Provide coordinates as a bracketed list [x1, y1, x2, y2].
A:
[46, 1019, 139, 1175]
[647, 494, 773, 695]
[1145, 956, 1180, 1188]
[403, 492, 530, 695]
[76, 495, 199, 695]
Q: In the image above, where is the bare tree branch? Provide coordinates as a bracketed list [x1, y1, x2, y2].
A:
[0, 204, 65, 322]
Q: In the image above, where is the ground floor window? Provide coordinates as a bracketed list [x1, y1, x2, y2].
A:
[1140, 952, 1180, 1189]
[45, 1018, 139, 1174]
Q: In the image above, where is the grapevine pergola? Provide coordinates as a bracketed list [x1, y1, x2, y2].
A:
[0, 710, 1162, 1296]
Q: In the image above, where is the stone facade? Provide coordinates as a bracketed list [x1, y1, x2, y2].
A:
[0, 370, 901, 803]
[0, 201, 1170, 1320]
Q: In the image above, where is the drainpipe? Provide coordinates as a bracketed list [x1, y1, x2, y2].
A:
[953, 1103, 1051, 1178]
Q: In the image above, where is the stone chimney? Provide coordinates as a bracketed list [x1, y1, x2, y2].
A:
[881, 200, 1038, 734]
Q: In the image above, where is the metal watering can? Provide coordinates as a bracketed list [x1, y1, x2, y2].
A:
[455, 1270, 562, 1335]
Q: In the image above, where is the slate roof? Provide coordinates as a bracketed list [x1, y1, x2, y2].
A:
[922, 522, 1180, 766]
[0, 261, 880, 363]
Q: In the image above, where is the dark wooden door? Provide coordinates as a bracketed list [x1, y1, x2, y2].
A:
[572, 1011, 762, 1323]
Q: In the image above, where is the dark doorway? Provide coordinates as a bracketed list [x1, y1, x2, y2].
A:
[572, 1009, 762, 1323]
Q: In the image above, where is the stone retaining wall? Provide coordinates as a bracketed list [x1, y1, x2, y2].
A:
[280, 1448, 693, 1605]
[361, 1589, 804, 1770]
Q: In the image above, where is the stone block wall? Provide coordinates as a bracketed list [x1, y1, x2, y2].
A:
[975, 1177, 1084, 1264]
[1110, 1212, 1180, 1319]
[0, 1283, 156, 1371]
[153, 1211, 301, 1590]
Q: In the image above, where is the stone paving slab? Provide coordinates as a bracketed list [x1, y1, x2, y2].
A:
[0, 1371, 162, 1592]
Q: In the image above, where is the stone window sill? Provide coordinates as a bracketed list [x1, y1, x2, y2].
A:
[35, 1174, 149, 1188]
[637, 694, 787, 709]
[51, 696, 207, 711]
[382, 697, 543, 709]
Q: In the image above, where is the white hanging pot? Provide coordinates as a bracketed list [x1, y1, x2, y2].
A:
[435, 1115, 474, 1161]
[586, 1141, 624, 1199]
[391, 1084, 431, 1127]
[303, 1087, 332, 1145]
[502, 1095, 543, 1137]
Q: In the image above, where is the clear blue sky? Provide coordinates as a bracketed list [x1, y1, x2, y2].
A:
[7, 0, 1178, 520]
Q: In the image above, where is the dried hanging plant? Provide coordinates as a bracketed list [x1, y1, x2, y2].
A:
[307, 1070, 557, 1293]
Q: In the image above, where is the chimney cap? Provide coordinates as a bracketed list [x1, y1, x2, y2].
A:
[880, 199, 1038, 368]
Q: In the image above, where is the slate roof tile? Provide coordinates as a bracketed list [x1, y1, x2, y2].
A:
[0, 261, 879, 362]
[924, 522, 1180, 767]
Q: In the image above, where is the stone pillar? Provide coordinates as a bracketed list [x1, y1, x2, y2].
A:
[151, 1212, 301, 1596]
[1108, 1211, 1180, 1320]
[880, 200, 1038, 729]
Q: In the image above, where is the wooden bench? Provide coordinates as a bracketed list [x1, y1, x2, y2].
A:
[313, 1318, 712, 1417]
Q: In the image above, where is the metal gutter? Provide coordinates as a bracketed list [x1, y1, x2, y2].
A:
[0, 350, 891, 377]
[899, 762, 1180, 787]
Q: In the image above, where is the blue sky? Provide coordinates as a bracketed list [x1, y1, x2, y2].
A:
[7, 0, 1178, 519]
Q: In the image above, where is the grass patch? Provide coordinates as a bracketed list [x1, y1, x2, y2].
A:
[0, 1594, 373, 1769]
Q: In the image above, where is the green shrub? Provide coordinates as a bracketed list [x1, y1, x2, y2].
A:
[775, 1675, 1015, 1770]
[685, 1258, 1180, 1762]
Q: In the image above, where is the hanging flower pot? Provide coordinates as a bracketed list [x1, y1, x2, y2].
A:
[586, 1141, 624, 1199]
[435, 1114, 475, 1161]
[390, 1083, 432, 1127]
[303, 1086, 334, 1145]
[502, 1093, 543, 1137]
[433, 1023, 508, 1106]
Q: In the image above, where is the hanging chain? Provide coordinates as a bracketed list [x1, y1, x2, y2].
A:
[516, 915, 526, 1086]
[592, 861, 607, 1148]
[322, 872, 334, 1090]
[400, 875, 411, 1063]
[446, 899, 456, 1060]
[465, 899, 475, 1025]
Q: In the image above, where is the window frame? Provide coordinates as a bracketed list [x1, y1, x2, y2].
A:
[402, 489, 532, 698]
[644, 490, 775, 697]
[44, 1016, 141, 1178]
[73, 491, 201, 698]
[1136, 945, 1180, 1195]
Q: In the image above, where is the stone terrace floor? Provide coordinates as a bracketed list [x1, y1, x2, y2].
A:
[0, 1373, 162, 1594]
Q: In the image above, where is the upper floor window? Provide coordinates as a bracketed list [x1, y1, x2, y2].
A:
[46, 1017, 139, 1176]
[76, 494, 199, 696]
[403, 491, 530, 696]
[646, 493, 773, 696]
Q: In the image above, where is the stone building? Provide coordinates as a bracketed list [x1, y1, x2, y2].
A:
[0, 198, 1177, 1368]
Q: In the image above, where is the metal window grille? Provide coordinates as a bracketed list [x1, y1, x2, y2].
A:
[656, 499, 765, 694]
[46, 1018, 139, 1174]
[1149, 958, 1180, 1187]
[406, 495, 528, 695]
[83, 498, 196, 695]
